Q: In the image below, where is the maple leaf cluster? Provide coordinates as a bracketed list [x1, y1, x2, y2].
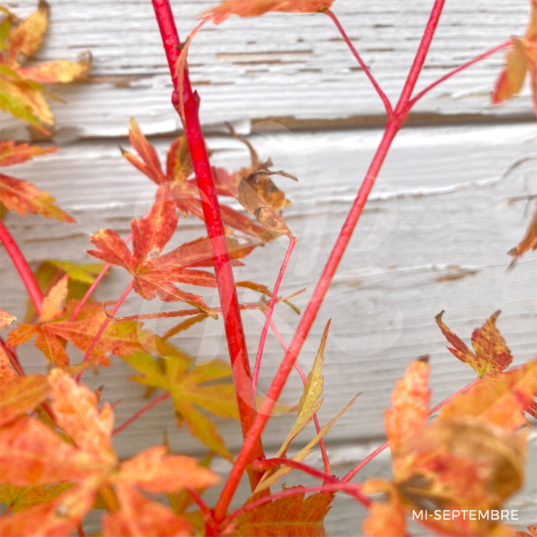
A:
[1, 1, 537, 536]
[362, 312, 537, 537]
[0, 367, 220, 536]
[0, 0, 91, 131]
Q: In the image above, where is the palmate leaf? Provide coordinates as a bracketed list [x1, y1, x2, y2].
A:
[0, 1, 91, 130]
[102, 485, 192, 537]
[364, 358, 536, 537]
[87, 185, 224, 312]
[0, 141, 74, 222]
[235, 486, 333, 537]
[203, 0, 336, 24]
[0, 374, 49, 427]
[7, 287, 156, 367]
[435, 311, 513, 378]
[25, 259, 105, 321]
[0, 483, 73, 514]
[122, 351, 239, 460]
[492, 0, 537, 115]
[0, 369, 219, 537]
[439, 359, 537, 428]
[123, 118, 290, 242]
[385, 358, 430, 455]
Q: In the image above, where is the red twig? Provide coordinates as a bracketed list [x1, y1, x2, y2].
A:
[0, 505, 12, 519]
[0, 220, 43, 316]
[0, 336, 25, 377]
[214, 0, 446, 521]
[70, 263, 110, 322]
[325, 10, 392, 116]
[113, 392, 170, 436]
[408, 40, 511, 108]
[251, 458, 345, 496]
[70, 231, 134, 322]
[395, 0, 446, 118]
[75, 280, 134, 383]
[222, 482, 369, 528]
[267, 319, 331, 477]
[186, 488, 218, 536]
[151, 0, 265, 491]
[252, 237, 296, 391]
[341, 376, 479, 483]
[215, 122, 399, 521]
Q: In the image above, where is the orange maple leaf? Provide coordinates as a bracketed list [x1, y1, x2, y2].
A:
[385, 357, 430, 455]
[0, 374, 49, 427]
[232, 486, 333, 536]
[363, 359, 535, 537]
[435, 311, 513, 378]
[0, 1, 91, 131]
[0, 141, 74, 222]
[202, 0, 336, 24]
[87, 185, 220, 311]
[7, 281, 156, 366]
[492, 0, 537, 114]
[508, 201, 537, 268]
[122, 119, 289, 242]
[0, 369, 219, 537]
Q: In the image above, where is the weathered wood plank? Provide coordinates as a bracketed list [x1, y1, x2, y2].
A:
[1, 0, 534, 139]
[1, 124, 535, 457]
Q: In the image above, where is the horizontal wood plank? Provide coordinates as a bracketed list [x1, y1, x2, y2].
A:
[1, 0, 534, 139]
[1, 124, 535, 456]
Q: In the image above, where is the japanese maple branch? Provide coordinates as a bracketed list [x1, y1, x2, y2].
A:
[75, 279, 134, 383]
[0, 220, 43, 317]
[341, 375, 479, 483]
[151, 0, 265, 491]
[325, 10, 392, 116]
[214, 0, 446, 521]
[113, 392, 170, 436]
[408, 40, 511, 108]
[0, 336, 25, 377]
[252, 237, 296, 391]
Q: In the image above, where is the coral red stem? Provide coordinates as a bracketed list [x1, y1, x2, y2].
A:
[75, 280, 134, 383]
[251, 458, 344, 496]
[252, 237, 296, 391]
[214, 0, 446, 521]
[113, 392, 170, 436]
[408, 41, 511, 108]
[150, 0, 265, 492]
[341, 376, 479, 483]
[0, 336, 25, 377]
[0, 220, 43, 316]
[325, 10, 392, 116]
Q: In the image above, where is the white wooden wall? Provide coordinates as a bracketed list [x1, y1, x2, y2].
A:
[1, 1, 536, 534]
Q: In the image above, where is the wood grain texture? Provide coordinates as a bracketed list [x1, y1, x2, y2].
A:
[0, 0, 535, 139]
[1, 125, 535, 454]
